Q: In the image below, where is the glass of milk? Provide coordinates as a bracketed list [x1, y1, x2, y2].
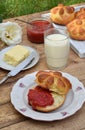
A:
[44, 28, 70, 70]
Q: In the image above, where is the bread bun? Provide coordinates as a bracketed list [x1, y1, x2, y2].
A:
[50, 4, 75, 25]
[67, 18, 85, 40]
[75, 7, 85, 19]
[35, 71, 72, 95]
[28, 86, 66, 112]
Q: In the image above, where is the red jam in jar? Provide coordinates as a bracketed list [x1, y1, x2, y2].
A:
[27, 18, 52, 43]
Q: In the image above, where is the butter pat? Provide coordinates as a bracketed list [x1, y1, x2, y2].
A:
[4, 45, 30, 66]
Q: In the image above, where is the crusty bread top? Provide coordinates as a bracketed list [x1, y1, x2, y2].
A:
[35, 71, 72, 95]
[75, 7, 85, 19]
[67, 18, 85, 40]
[50, 4, 75, 25]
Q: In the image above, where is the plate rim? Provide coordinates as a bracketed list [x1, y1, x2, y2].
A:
[10, 71, 85, 121]
[0, 45, 39, 71]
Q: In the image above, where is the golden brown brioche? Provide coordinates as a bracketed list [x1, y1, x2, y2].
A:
[67, 18, 85, 40]
[28, 86, 66, 112]
[50, 4, 75, 25]
[75, 7, 85, 19]
[35, 71, 72, 95]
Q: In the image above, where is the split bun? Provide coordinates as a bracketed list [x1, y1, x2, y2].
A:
[28, 71, 72, 112]
[29, 87, 66, 112]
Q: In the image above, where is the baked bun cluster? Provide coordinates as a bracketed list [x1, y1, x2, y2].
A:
[67, 7, 85, 41]
[50, 4, 85, 41]
[28, 71, 72, 112]
[50, 4, 75, 25]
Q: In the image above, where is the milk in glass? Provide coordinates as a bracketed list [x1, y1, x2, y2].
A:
[45, 33, 70, 70]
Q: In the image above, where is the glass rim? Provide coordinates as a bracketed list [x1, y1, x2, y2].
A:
[44, 28, 69, 41]
[29, 17, 51, 21]
[27, 17, 52, 27]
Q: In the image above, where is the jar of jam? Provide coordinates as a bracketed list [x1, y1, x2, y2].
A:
[27, 17, 53, 43]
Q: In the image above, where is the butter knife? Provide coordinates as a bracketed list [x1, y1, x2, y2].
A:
[0, 51, 35, 84]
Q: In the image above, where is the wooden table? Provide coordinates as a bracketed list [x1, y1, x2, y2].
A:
[0, 3, 85, 130]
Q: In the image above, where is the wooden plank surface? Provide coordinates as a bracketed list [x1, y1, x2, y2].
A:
[0, 3, 85, 130]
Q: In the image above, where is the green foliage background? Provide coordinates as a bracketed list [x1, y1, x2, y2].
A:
[0, 0, 85, 19]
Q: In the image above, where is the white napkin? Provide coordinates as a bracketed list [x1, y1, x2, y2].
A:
[70, 39, 85, 58]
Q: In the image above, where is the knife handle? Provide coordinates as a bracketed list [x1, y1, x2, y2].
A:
[0, 73, 11, 84]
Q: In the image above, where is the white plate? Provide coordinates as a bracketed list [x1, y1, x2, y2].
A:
[11, 71, 85, 121]
[0, 45, 39, 71]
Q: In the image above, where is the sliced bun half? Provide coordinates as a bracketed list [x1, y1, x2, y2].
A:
[28, 86, 66, 112]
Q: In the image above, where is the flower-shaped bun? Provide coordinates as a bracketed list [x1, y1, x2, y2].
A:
[75, 7, 85, 19]
[67, 19, 85, 41]
[50, 4, 75, 25]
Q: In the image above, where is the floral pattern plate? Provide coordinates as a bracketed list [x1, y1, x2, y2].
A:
[11, 71, 85, 121]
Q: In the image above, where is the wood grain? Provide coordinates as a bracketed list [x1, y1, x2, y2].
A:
[0, 3, 85, 130]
